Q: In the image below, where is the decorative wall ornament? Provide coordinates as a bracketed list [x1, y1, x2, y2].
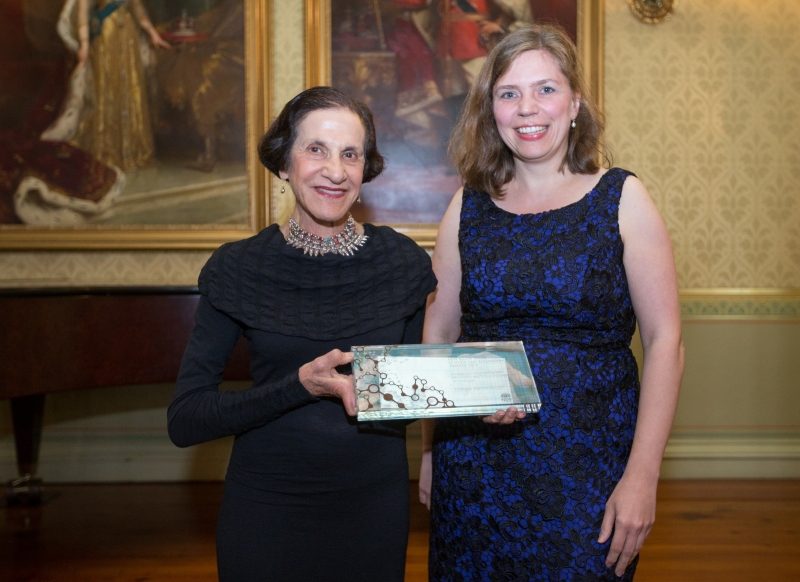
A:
[628, 0, 674, 24]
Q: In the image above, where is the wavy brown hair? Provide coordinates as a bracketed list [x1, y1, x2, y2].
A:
[449, 23, 607, 198]
[258, 86, 385, 183]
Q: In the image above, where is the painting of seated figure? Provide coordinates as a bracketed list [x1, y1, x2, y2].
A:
[0, 0, 261, 248]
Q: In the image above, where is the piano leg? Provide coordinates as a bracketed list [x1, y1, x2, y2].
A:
[6, 394, 45, 505]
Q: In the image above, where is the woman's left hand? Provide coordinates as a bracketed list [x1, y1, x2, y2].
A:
[481, 406, 525, 425]
[597, 471, 657, 577]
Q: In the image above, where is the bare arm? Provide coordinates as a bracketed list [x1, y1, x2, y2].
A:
[77, 0, 89, 62]
[599, 175, 685, 576]
[419, 188, 464, 509]
[424, 188, 465, 346]
[130, 0, 170, 48]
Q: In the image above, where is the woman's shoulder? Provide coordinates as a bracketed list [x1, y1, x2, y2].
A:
[198, 224, 282, 290]
[602, 166, 637, 185]
[582, 167, 640, 202]
[363, 223, 436, 290]
[212, 223, 281, 256]
[366, 224, 431, 260]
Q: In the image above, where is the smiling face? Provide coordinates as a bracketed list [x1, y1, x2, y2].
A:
[279, 107, 366, 236]
[492, 49, 580, 167]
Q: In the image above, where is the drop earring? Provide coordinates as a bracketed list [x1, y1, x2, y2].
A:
[570, 119, 577, 129]
[280, 184, 286, 194]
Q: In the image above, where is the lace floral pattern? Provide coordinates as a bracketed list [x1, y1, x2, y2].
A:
[430, 168, 640, 581]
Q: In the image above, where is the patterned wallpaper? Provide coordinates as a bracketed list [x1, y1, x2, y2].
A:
[1, 0, 798, 291]
[605, 0, 800, 289]
[269, 0, 304, 225]
[0, 251, 208, 287]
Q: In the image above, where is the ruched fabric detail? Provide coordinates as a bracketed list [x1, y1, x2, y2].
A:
[199, 223, 436, 340]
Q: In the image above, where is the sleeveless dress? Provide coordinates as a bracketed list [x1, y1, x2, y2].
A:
[430, 168, 641, 581]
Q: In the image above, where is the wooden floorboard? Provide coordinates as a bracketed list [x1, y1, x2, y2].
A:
[1, 480, 799, 581]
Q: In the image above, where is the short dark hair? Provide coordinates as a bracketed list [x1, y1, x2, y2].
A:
[258, 86, 385, 183]
[449, 23, 608, 198]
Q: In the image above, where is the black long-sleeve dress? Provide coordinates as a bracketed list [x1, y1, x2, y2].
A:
[168, 224, 435, 582]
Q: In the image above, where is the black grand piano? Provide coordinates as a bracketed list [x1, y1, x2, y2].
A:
[0, 286, 250, 503]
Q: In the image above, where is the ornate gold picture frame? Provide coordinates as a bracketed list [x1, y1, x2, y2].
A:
[305, 0, 604, 248]
[0, 0, 268, 250]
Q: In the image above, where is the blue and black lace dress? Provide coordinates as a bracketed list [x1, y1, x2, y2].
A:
[430, 168, 641, 581]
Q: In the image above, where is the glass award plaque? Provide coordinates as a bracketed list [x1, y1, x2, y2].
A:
[352, 341, 541, 421]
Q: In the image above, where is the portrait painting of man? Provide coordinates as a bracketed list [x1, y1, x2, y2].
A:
[331, 0, 578, 225]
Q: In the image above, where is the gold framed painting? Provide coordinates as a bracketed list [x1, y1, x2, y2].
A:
[306, 0, 604, 247]
[0, 0, 268, 250]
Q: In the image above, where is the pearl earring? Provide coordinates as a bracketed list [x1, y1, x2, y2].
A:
[571, 119, 577, 129]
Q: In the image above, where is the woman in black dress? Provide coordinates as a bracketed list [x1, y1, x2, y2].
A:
[167, 86, 436, 581]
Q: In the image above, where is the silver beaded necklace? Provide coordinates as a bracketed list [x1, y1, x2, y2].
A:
[286, 214, 368, 256]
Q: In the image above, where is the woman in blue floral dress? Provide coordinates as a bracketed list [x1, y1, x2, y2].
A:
[419, 24, 684, 580]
